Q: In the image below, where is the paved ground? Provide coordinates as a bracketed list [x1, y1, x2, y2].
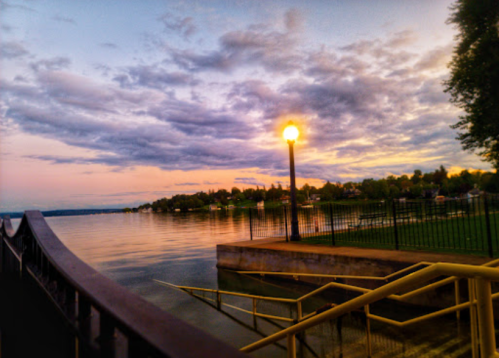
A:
[221, 238, 491, 266]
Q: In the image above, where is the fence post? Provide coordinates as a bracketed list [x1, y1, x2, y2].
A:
[249, 209, 253, 241]
[483, 194, 493, 258]
[392, 200, 399, 250]
[284, 206, 289, 243]
[329, 203, 336, 246]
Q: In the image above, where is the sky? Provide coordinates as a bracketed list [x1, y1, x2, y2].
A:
[0, 0, 493, 211]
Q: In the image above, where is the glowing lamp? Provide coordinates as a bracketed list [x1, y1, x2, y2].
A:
[283, 122, 299, 142]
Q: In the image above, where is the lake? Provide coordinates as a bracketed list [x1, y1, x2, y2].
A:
[10, 211, 471, 358]
[11, 211, 314, 357]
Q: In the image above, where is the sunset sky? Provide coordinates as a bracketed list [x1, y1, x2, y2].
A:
[0, 0, 493, 211]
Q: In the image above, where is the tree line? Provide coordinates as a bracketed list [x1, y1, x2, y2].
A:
[129, 166, 499, 212]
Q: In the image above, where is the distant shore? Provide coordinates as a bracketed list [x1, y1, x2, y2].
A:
[0, 209, 123, 219]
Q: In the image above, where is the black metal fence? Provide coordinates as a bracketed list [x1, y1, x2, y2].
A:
[249, 195, 499, 257]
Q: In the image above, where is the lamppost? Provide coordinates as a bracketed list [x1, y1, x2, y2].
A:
[283, 121, 300, 241]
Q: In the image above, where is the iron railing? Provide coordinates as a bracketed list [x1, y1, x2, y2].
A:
[0, 211, 247, 358]
[249, 195, 499, 257]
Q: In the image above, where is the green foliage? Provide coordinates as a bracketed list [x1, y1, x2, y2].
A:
[137, 165, 497, 211]
[445, 0, 499, 168]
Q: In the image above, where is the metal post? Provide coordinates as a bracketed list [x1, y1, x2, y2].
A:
[297, 301, 302, 321]
[468, 279, 478, 358]
[329, 203, 336, 246]
[288, 140, 300, 241]
[483, 194, 494, 258]
[392, 200, 399, 250]
[249, 209, 253, 241]
[365, 304, 372, 358]
[475, 278, 496, 358]
[454, 280, 460, 321]
[287, 333, 296, 358]
[99, 312, 116, 358]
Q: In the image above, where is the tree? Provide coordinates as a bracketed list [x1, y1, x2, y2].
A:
[444, 0, 499, 168]
[433, 165, 448, 186]
[411, 170, 422, 185]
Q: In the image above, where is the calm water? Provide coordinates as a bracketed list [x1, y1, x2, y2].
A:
[11, 211, 309, 357]
[10, 211, 471, 358]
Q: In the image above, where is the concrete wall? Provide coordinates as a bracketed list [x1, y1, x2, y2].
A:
[216, 243, 478, 309]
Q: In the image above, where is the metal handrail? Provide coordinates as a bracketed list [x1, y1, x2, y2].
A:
[0, 211, 247, 358]
[154, 279, 297, 323]
[240, 263, 499, 358]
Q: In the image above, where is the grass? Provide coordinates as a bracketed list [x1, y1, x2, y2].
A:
[298, 212, 499, 257]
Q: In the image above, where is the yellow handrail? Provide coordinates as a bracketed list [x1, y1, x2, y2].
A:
[240, 263, 499, 358]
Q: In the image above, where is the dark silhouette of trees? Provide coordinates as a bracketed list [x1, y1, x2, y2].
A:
[445, 0, 499, 168]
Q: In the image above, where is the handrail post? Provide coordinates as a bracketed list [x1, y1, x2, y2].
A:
[365, 304, 372, 358]
[454, 280, 460, 321]
[468, 279, 479, 358]
[483, 194, 494, 258]
[99, 312, 116, 358]
[475, 278, 496, 358]
[287, 333, 296, 358]
[217, 292, 222, 311]
[297, 301, 302, 321]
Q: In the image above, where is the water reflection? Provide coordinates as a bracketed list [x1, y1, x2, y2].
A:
[9, 211, 473, 357]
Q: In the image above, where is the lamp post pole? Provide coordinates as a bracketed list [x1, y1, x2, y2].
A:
[287, 139, 300, 241]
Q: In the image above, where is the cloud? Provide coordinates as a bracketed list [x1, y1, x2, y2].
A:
[284, 9, 303, 32]
[100, 42, 118, 49]
[1, 13, 481, 186]
[386, 30, 418, 48]
[158, 13, 197, 39]
[52, 15, 76, 25]
[30, 57, 71, 72]
[175, 182, 200, 186]
[169, 11, 301, 74]
[415, 44, 453, 71]
[0, 1, 36, 13]
[234, 177, 267, 186]
[113, 65, 198, 89]
[1, 41, 29, 59]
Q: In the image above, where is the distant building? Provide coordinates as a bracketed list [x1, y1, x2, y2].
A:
[209, 204, 218, 211]
[423, 188, 439, 199]
[343, 189, 361, 199]
[174, 208, 181, 212]
[310, 194, 321, 201]
[281, 196, 290, 204]
[139, 207, 153, 213]
[467, 188, 481, 199]
[257, 200, 264, 208]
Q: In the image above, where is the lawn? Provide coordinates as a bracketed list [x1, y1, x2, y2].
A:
[299, 212, 499, 257]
